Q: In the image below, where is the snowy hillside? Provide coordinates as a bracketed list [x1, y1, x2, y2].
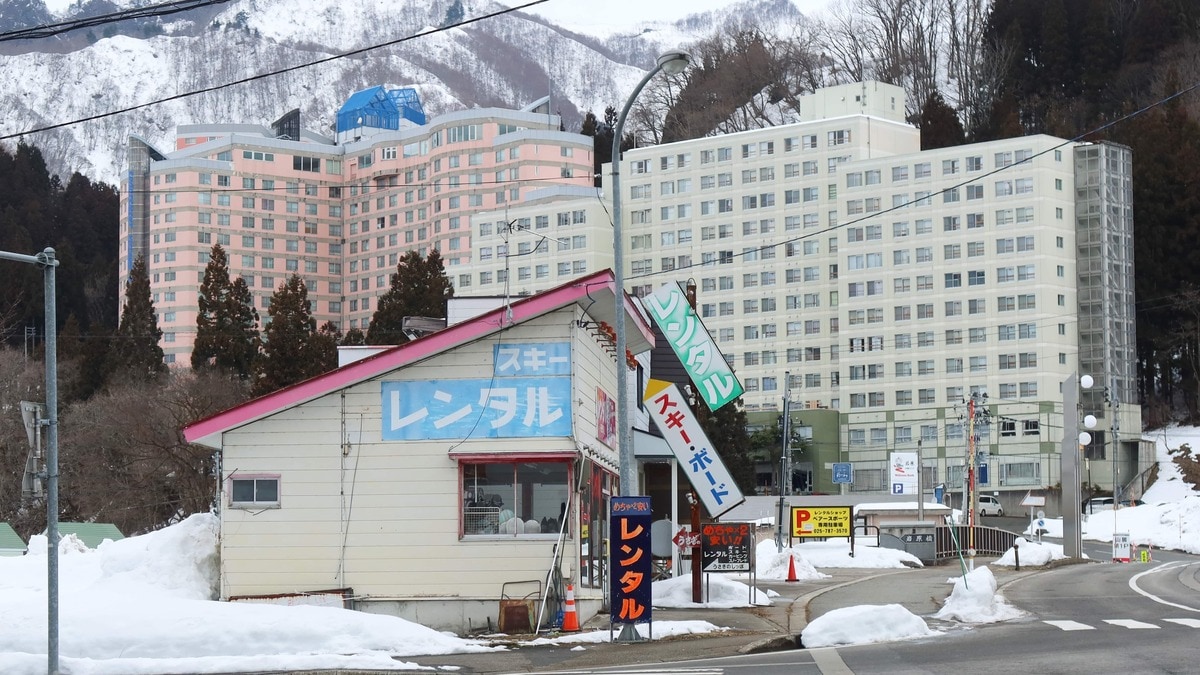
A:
[0, 0, 804, 184]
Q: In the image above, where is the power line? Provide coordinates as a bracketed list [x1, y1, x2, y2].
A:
[0, 0, 233, 42]
[616, 78, 1200, 287]
[0, 0, 550, 142]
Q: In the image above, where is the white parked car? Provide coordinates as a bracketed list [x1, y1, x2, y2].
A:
[978, 495, 1004, 517]
[1084, 497, 1114, 514]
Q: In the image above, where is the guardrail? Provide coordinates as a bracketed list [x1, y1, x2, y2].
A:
[936, 525, 1018, 559]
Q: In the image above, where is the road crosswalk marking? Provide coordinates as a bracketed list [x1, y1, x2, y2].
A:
[1103, 619, 1159, 629]
[1043, 620, 1094, 631]
[1045, 618, 1200, 631]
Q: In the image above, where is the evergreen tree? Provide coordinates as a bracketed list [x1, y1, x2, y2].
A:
[340, 327, 366, 346]
[112, 255, 164, 379]
[442, 0, 464, 27]
[254, 275, 320, 396]
[917, 91, 965, 150]
[695, 397, 757, 498]
[313, 321, 341, 373]
[193, 244, 260, 377]
[366, 249, 454, 345]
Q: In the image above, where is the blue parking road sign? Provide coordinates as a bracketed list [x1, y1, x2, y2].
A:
[833, 462, 853, 484]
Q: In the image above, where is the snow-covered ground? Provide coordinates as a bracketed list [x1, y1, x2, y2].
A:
[993, 538, 1069, 566]
[6, 425, 1195, 671]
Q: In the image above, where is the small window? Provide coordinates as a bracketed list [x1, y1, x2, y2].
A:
[229, 475, 280, 508]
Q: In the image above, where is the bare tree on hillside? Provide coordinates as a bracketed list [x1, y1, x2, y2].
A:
[819, 0, 943, 120]
[945, 0, 1012, 138]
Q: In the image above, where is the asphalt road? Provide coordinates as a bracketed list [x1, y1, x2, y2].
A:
[537, 557, 1200, 675]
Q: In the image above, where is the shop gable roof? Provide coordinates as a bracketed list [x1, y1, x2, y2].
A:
[183, 269, 653, 448]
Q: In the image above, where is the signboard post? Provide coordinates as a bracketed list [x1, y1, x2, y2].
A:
[642, 379, 745, 518]
[889, 452, 918, 496]
[642, 282, 743, 411]
[700, 522, 752, 572]
[610, 496, 653, 641]
[832, 462, 853, 485]
[1112, 532, 1131, 563]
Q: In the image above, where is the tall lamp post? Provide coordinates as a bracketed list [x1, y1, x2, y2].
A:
[612, 50, 691, 497]
[0, 248, 59, 674]
[1062, 373, 1097, 559]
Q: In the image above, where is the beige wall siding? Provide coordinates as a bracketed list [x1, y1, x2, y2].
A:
[221, 306, 625, 601]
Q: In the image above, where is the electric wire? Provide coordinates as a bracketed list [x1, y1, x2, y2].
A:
[0, 0, 550, 142]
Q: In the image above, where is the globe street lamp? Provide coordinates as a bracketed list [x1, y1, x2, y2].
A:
[1061, 373, 1095, 558]
[612, 50, 691, 497]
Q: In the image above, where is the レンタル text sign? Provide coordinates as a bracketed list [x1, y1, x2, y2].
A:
[642, 282, 742, 411]
[790, 506, 853, 538]
[700, 522, 752, 572]
[609, 496, 653, 625]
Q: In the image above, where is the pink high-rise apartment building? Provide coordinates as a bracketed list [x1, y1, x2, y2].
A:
[119, 88, 594, 365]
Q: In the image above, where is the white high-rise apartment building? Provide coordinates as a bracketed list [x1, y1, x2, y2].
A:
[460, 81, 1142, 496]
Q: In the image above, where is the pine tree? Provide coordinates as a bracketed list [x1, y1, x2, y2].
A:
[193, 244, 260, 377]
[112, 254, 164, 379]
[695, 397, 757, 497]
[917, 91, 965, 150]
[253, 274, 319, 396]
[366, 249, 454, 345]
[312, 321, 341, 373]
[442, 0, 464, 27]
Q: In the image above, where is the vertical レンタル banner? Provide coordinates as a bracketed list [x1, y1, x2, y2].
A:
[609, 496, 652, 626]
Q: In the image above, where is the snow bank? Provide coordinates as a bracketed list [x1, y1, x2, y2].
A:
[652, 571, 772, 608]
[801, 604, 936, 647]
[934, 566, 1024, 623]
[993, 538, 1067, 567]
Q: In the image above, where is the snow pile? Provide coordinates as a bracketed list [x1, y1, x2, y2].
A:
[526, 620, 725, 646]
[0, 513, 501, 675]
[993, 537, 1067, 567]
[933, 567, 1024, 623]
[788, 540, 922, 570]
[652, 571, 772, 608]
[754, 541, 828, 581]
[801, 604, 936, 648]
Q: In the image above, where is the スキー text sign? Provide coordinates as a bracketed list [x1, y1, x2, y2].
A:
[642, 378, 745, 518]
[790, 506, 853, 538]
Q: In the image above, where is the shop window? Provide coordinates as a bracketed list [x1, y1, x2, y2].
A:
[462, 460, 570, 538]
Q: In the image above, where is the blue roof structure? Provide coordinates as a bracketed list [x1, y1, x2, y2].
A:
[336, 86, 426, 136]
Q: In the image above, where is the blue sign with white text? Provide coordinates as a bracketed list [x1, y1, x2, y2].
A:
[381, 378, 573, 440]
[493, 342, 571, 377]
[833, 462, 853, 484]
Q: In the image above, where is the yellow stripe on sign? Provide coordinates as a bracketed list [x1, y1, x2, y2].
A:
[643, 378, 672, 401]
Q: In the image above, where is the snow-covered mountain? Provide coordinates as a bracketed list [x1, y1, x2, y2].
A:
[0, 0, 806, 185]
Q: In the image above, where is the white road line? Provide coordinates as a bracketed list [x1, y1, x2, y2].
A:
[1128, 562, 1200, 613]
[1103, 619, 1160, 629]
[1163, 618, 1200, 628]
[810, 647, 855, 675]
[1044, 620, 1095, 631]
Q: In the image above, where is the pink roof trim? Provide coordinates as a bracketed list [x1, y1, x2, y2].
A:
[183, 269, 653, 447]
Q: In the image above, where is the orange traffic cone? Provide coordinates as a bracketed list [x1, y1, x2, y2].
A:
[561, 583, 580, 632]
[786, 554, 799, 583]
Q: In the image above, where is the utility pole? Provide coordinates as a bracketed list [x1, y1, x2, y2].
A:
[1110, 377, 1120, 512]
[967, 396, 977, 571]
[776, 380, 791, 552]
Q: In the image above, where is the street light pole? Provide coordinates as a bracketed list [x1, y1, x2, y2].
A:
[612, 50, 691, 498]
[1062, 373, 1096, 559]
[0, 247, 60, 675]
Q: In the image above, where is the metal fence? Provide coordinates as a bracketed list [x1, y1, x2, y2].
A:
[935, 525, 1018, 559]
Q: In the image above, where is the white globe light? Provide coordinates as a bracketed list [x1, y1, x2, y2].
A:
[1080, 374, 1094, 389]
[1083, 414, 1098, 430]
[1079, 431, 1092, 446]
